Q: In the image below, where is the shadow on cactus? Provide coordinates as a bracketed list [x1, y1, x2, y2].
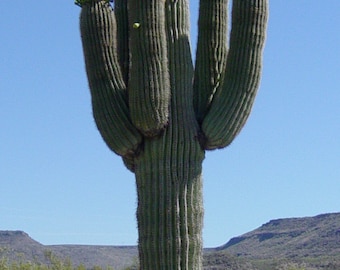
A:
[76, 0, 268, 269]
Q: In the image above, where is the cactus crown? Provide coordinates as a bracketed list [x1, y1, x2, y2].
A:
[78, 0, 268, 156]
[75, 0, 112, 8]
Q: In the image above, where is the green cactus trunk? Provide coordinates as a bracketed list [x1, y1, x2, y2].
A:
[136, 135, 204, 269]
[77, 0, 268, 269]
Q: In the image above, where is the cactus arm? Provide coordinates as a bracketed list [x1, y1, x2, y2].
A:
[193, 0, 229, 124]
[127, 0, 171, 137]
[114, 0, 129, 85]
[80, 0, 142, 157]
[201, 0, 268, 150]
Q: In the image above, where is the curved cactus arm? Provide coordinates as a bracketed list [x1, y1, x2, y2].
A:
[201, 0, 268, 150]
[193, 0, 229, 124]
[80, 0, 142, 157]
[114, 0, 129, 85]
[127, 0, 171, 137]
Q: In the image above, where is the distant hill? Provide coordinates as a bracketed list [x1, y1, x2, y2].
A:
[208, 212, 340, 269]
[0, 231, 47, 262]
[1, 212, 340, 269]
[47, 245, 137, 269]
[218, 212, 340, 259]
[0, 231, 137, 269]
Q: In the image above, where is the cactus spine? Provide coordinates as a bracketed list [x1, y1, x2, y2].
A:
[77, 0, 268, 269]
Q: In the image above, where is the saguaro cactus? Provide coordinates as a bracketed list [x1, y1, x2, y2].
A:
[76, 0, 268, 269]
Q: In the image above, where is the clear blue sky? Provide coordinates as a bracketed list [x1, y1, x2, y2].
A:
[1, 1, 339, 248]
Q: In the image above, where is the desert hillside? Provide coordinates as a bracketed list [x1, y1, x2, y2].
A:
[1, 212, 340, 269]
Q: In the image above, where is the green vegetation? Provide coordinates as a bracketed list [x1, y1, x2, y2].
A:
[2, 253, 340, 270]
[0, 257, 83, 270]
[0, 258, 137, 270]
[203, 249, 340, 270]
[0, 251, 137, 270]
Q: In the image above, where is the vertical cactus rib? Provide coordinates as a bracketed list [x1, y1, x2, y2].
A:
[193, 0, 229, 124]
[202, 0, 268, 150]
[114, 0, 129, 85]
[134, 0, 205, 268]
[169, 0, 204, 269]
[127, 0, 171, 137]
[80, 0, 142, 157]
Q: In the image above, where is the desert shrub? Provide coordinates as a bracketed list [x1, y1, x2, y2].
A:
[0, 255, 113, 270]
